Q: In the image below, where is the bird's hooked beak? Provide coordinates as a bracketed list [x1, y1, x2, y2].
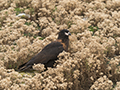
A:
[65, 32, 71, 36]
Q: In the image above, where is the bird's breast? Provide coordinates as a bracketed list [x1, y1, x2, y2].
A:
[57, 39, 67, 51]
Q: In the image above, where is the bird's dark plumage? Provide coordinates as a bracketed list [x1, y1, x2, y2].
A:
[18, 29, 71, 71]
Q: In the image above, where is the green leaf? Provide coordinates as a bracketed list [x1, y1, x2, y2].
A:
[25, 22, 31, 26]
[14, 8, 25, 15]
[88, 26, 99, 35]
[39, 37, 45, 40]
[33, 36, 37, 38]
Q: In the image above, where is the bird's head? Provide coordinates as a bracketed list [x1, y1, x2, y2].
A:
[58, 29, 71, 39]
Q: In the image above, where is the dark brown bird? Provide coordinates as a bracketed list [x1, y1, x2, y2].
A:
[18, 29, 71, 71]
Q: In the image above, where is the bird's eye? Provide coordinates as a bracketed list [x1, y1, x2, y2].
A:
[65, 32, 71, 36]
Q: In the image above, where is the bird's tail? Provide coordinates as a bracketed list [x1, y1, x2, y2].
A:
[18, 63, 32, 71]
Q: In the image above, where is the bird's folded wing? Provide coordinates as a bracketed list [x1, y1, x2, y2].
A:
[26, 41, 64, 65]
